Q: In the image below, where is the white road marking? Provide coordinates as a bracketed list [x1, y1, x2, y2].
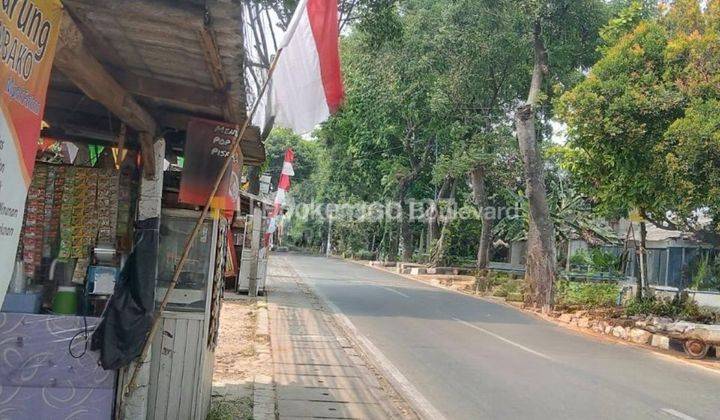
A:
[452, 317, 554, 362]
[661, 408, 697, 420]
[381, 286, 410, 298]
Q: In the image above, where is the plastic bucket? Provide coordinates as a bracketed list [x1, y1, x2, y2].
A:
[52, 286, 78, 315]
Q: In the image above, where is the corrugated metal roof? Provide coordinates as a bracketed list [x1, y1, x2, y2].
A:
[45, 0, 264, 165]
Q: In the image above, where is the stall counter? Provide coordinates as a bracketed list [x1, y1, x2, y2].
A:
[0, 313, 115, 419]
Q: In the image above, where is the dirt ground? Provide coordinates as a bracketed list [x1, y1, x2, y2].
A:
[213, 294, 270, 383]
[210, 294, 272, 419]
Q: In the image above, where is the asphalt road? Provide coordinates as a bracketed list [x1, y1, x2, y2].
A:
[279, 253, 720, 420]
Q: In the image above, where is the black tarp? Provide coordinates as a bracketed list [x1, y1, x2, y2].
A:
[91, 217, 159, 370]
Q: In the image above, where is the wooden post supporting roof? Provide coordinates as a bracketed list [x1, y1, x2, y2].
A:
[55, 11, 157, 135]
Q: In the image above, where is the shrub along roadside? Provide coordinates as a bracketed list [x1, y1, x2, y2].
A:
[491, 277, 523, 298]
[625, 294, 720, 324]
[554, 280, 619, 310]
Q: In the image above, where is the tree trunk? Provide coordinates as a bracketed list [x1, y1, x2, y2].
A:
[390, 175, 415, 262]
[430, 225, 448, 267]
[401, 204, 413, 262]
[325, 215, 333, 257]
[429, 178, 457, 267]
[427, 206, 438, 252]
[516, 20, 557, 312]
[387, 222, 399, 262]
[427, 175, 452, 250]
[638, 220, 648, 298]
[470, 166, 493, 270]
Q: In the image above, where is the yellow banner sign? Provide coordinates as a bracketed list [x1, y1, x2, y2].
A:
[0, 0, 62, 306]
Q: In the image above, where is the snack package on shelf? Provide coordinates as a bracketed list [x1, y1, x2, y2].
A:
[72, 258, 90, 285]
[58, 167, 77, 259]
[45, 166, 65, 258]
[96, 169, 119, 244]
[60, 167, 94, 259]
[58, 167, 120, 265]
[21, 165, 48, 280]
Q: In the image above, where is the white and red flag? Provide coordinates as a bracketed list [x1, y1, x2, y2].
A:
[265, 149, 295, 247]
[271, 0, 344, 134]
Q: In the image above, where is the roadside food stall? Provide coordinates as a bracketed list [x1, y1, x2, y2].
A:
[235, 189, 272, 296]
[0, 2, 264, 419]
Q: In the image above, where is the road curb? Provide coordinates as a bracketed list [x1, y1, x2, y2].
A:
[256, 302, 269, 339]
[252, 295, 276, 420]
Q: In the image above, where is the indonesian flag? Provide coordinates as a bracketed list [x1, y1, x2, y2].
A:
[264, 149, 295, 247]
[272, 0, 344, 134]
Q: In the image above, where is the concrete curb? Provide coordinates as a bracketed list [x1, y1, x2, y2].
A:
[252, 296, 275, 420]
[256, 301, 269, 339]
[252, 374, 274, 420]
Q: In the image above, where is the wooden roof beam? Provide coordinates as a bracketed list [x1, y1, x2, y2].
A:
[55, 10, 157, 134]
[113, 71, 225, 109]
[198, 26, 243, 124]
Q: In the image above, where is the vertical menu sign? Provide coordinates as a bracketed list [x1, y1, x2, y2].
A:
[179, 117, 242, 210]
[0, 1, 62, 306]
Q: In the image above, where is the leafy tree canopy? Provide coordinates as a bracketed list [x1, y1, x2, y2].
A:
[557, 0, 720, 239]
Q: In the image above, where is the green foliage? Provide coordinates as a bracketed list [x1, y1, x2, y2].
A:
[569, 248, 621, 274]
[624, 294, 719, 323]
[690, 253, 712, 290]
[331, 218, 382, 257]
[555, 280, 620, 309]
[285, 0, 614, 264]
[263, 128, 320, 201]
[492, 181, 619, 245]
[557, 20, 679, 217]
[568, 250, 591, 267]
[688, 252, 720, 291]
[557, 0, 720, 238]
[492, 277, 524, 298]
[599, 0, 655, 50]
[356, 1, 402, 48]
[350, 249, 377, 261]
[444, 209, 484, 265]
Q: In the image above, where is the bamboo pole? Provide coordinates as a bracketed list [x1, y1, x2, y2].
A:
[118, 48, 284, 417]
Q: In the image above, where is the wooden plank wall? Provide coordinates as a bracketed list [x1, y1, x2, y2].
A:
[147, 313, 207, 420]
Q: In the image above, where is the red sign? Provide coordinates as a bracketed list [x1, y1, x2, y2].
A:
[179, 118, 241, 210]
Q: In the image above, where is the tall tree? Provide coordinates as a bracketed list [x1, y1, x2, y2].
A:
[557, 0, 720, 247]
[317, 2, 443, 262]
[404, 0, 529, 268]
[512, 0, 609, 310]
[515, 15, 556, 311]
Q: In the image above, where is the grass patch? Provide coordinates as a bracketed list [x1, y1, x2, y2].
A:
[207, 396, 253, 420]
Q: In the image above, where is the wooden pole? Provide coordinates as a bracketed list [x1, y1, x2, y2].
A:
[118, 48, 284, 416]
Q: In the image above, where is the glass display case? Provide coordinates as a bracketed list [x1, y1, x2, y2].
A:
[156, 209, 218, 311]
